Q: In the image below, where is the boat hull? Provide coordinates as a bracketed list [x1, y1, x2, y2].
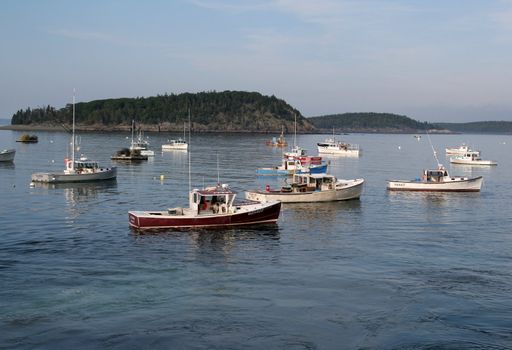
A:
[317, 146, 360, 156]
[387, 176, 483, 192]
[256, 164, 328, 176]
[31, 167, 117, 183]
[129, 201, 281, 230]
[450, 159, 497, 166]
[162, 144, 188, 150]
[246, 179, 364, 203]
[0, 149, 15, 162]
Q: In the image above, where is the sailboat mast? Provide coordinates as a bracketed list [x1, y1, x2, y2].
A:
[71, 89, 76, 169]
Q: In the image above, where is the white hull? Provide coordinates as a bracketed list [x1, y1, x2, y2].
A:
[0, 149, 15, 162]
[317, 146, 360, 156]
[450, 158, 497, 166]
[246, 179, 364, 203]
[162, 144, 188, 150]
[32, 167, 117, 183]
[140, 150, 155, 156]
[445, 146, 478, 155]
[387, 176, 482, 192]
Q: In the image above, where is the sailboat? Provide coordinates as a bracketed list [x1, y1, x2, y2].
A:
[31, 91, 117, 183]
[387, 132, 482, 192]
[162, 122, 188, 151]
[129, 110, 281, 230]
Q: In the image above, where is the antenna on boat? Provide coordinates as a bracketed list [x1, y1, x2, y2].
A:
[71, 88, 76, 170]
[217, 152, 220, 185]
[426, 128, 441, 167]
[294, 113, 297, 148]
[188, 107, 191, 192]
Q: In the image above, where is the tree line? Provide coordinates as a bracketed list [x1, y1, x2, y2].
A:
[10, 91, 314, 132]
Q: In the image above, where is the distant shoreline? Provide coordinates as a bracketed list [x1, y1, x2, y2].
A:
[0, 123, 466, 134]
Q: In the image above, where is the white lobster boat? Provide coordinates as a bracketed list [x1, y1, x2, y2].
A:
[450, 152, 497, 166]
[246, 173, 364, 203]
[162, 139, 188, 151]
[445, 144, 479, 155]
[130, 127, 154, 156]
[31, 91, 117, 184]
[162, 122, 188, 151]
[387, 165, 482, 192]
[317, 138, 360, 156]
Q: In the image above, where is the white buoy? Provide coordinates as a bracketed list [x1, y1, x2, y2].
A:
[398, 146, 401, 150]
[29, 182, 35, 187]
[160, 175, 165, 181]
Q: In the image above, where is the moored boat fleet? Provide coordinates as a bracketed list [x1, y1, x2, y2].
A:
[3, 100, 501, 231]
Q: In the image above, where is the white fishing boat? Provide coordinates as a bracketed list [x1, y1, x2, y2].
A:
[246, 173, 364, 203]
[450, 151, 497, 166]
[387, 165, 483, 192]
[388, 132, 483, 192]
[317, 129, 360, 156]
[0, 149, 15, 162]
[130, 125, 154, 156]
[31, 91, 117, 184]
[162, 139, 188, 151]
[317, 138, 360, 156]
[162, 122, 188, 151]
[445, 144, 479, 155]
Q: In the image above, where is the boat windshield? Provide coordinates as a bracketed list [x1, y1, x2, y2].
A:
[76, 161, 98, 169]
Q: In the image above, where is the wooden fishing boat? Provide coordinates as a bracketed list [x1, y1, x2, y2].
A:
[129, 184, 281, 229]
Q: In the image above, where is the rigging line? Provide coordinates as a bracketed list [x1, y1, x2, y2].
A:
[425, 128, 441, 167]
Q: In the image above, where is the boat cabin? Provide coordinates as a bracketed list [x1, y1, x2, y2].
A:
[65, 157, 99, 173]
[290, 173, 335, 192]
[189, 184, 236, 214]
[423, 168, 449, 182]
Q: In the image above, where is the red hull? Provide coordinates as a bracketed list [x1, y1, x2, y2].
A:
[129, 202, 281, 230]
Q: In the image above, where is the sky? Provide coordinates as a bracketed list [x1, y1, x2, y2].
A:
[1, 0, 512, 123]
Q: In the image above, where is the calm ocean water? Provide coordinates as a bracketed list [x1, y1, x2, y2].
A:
[1, 130, 511, 349]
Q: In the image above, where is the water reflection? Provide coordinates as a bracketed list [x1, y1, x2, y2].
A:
[0, 162, 15, 169]
[33, 179, 118, 204]
[131, 225, 280, 260]
[282, 200, 362, 226]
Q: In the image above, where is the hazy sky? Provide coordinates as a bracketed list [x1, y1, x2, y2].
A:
[1, 0, 512, 122]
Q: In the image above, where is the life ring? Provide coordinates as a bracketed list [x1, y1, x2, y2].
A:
[220, 204, 228, 214]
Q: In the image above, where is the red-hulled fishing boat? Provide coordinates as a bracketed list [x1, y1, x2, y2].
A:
[129, 184, 281, 230]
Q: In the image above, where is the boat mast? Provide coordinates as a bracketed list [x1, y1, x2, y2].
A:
[188, 108, 191, 192]
[71, 88, 75, 170]
[131, 120, 135, 147]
